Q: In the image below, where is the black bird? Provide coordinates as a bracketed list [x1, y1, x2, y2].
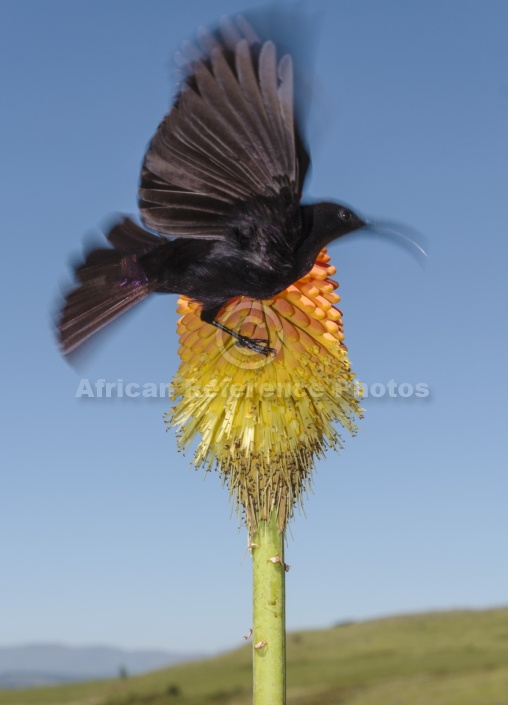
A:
[59, 16, 366, 357]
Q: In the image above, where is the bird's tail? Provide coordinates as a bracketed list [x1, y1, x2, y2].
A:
[58, 218, 163, 355]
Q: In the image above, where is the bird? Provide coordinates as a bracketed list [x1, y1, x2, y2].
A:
[58, 15, 366, 358]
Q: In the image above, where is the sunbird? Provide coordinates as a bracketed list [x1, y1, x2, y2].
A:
[58, 16, 366, 357]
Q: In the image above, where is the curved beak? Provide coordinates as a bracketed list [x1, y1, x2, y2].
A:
[362, 217, 428, 264]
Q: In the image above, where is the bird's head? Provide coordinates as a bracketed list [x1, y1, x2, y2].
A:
[308, 202, 366, 241]
[294, 201, 366, 277]
[300, 201, 427, 267]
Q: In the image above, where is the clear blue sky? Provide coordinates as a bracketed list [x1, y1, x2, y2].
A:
[1, 0, 507, 654]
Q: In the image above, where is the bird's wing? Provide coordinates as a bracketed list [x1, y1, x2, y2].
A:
[139, 17, 310, 240]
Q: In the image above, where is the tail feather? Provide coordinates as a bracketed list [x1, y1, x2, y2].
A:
[59, 219, 161, 354]
[106, 217, 164, 253]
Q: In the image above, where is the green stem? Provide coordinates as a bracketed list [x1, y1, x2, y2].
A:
[251, 511, 286, 705]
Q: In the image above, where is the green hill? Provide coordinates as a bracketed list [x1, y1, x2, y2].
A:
[1, 608, 507, 705]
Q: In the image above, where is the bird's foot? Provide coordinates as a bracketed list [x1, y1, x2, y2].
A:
[235, 335, 275, 356]
[211, 320, 275, 356]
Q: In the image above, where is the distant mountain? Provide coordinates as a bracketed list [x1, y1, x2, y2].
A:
[0, 644, 199, 690]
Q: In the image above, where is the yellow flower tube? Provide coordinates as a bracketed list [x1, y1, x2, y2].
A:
[168, 248, 362, 533]
[168, 249, 361, 704]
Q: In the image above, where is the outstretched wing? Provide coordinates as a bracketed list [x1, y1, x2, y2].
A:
[139, 16, 310, 240]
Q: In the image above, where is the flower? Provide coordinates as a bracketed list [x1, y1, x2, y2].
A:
[167, 249, 362, 532]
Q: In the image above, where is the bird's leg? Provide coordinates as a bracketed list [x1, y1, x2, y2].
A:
[200, 304, 275, 356]
[211, 320, 275, 356]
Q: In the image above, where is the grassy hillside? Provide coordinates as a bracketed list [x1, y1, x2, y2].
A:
[1, 607, 507, 705]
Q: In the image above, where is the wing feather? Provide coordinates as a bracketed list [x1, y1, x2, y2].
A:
[139, 17, 310, 239]
[277, 54, 297, 185]
[258, 42, 288, 173]
[234, 40, 281, 175]
[192, 60, 277, 185]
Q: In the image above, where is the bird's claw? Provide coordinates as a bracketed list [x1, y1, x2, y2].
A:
[211, 319, 275, 356]
[236, 335, 275, 356]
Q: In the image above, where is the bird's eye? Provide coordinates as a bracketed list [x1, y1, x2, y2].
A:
[339, 208, 351, 222]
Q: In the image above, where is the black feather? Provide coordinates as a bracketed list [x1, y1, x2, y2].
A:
[57, 14, 366, 357]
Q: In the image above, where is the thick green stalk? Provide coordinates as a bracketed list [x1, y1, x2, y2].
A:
[251, 511, 286, 705]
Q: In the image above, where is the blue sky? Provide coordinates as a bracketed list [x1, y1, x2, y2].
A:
[1, 0, 507, 655]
